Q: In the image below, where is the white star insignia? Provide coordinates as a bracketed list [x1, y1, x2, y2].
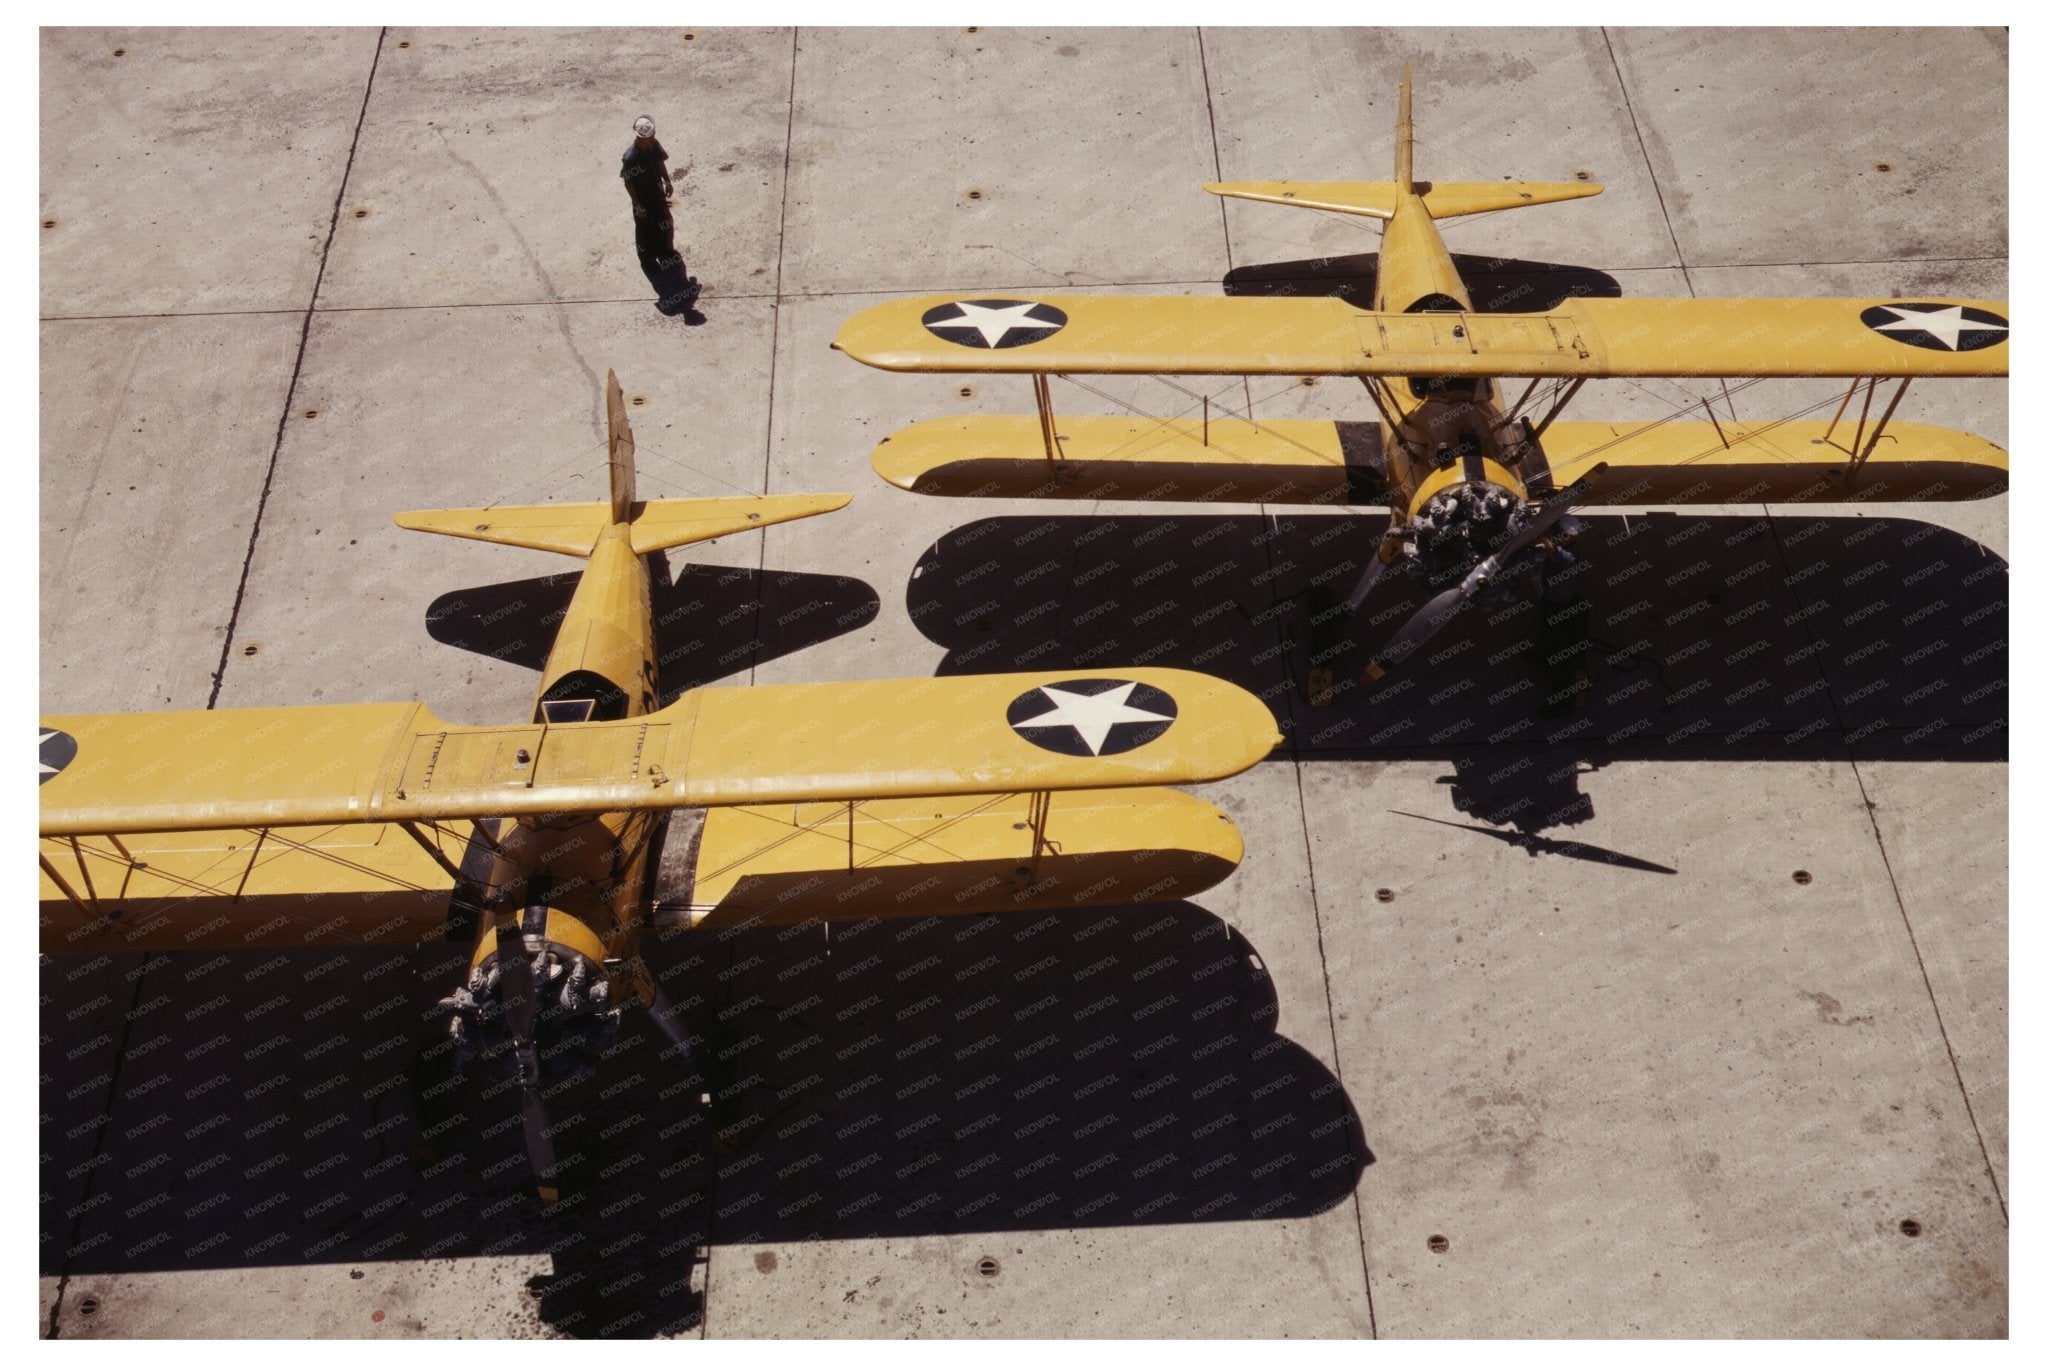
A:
[1013, 682, 1172, 756]
[1873, 305, 2007, 351]
[927, 300, 1061, 347]
[39, 728, 64, 778]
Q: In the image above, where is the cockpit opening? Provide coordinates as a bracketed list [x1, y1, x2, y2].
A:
[535, 668, 629, 725]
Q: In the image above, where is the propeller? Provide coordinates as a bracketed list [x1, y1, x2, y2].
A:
[646, 976, 697, 1067]
[1343, 525, 1408, 612]
[495, 917, 561, 1206]
[1361, 465, 1606, 684]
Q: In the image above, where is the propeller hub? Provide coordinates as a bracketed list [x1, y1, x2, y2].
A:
[1408, 479, 1520, 576]
[442, 922, 620, 1083]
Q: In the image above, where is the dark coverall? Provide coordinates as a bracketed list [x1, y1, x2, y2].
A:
[622, 138, 683, 281]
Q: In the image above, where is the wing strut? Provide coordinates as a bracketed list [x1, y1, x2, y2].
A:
[40, 853, 91, 915]
[1033, 373, 1065, 474]
[399, 819, 468, 881]
[1527, 377, 1588, 444]
[1825, 376, 1914, 483]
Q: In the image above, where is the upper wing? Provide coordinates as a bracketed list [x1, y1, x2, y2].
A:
[833, 294, 2009, 378]
[40, 670, 1281, 837]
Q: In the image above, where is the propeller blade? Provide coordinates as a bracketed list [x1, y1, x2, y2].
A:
[1343, 523, 1409, 613]
[494, 922, 560, 1205]
[647, 977, 697, 1067]
[1343, 545, 1392, 613]
[1490, 463, 1606, 565]
[519, 1080, 561, 1205]
[1361, 580, 1470, 681]
[495, 922, 537, 1039]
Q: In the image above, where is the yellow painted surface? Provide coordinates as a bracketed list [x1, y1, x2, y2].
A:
[672, 669, 1281, 807]
[872, 413, 1366, 503]
[41, 669, 1282, 836]
[1409, 457, 1528, 515]
[1205, 179, 1603, 220]
[680, 787, 1243, 928]
[833, 293, 2008, 378]
[38, 821, 468, 952]
[393, 492, 851, 559]
[1549, 419, 2009, 504]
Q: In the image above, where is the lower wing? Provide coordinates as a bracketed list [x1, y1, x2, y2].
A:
[40, 819, 488, 952]
[868, 414, 2005, 506]
[656, 787, 1243, 931]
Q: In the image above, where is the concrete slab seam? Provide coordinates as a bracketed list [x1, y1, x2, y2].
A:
[745, 27, 804, 700]
[1599, 28, 1692, 295]
[1845, 758, 2008, 1223]
[1756, 502, 2009, 1224]
[1194, 28, 1234, 276]
[1290, 759, 1378, 1338]
[204, 27, 389, 709]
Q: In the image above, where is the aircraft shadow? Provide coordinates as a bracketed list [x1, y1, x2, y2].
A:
[43, 903, 1365, 1338]
[422, 559, 880, 702]
[1223, 252, 1623, 312]
[905, 510, 2005, 837]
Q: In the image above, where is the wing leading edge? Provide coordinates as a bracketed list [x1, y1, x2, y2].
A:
[834, 294, 2008, 379]
[40, 669, 1282, 837]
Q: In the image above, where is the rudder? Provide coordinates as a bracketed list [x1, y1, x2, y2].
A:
[606, 368, 636, 524]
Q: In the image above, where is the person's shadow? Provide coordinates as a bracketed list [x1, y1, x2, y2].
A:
[650, 271, 704, 326]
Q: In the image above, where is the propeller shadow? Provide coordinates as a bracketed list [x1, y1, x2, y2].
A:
[904, 509, 2006, 839]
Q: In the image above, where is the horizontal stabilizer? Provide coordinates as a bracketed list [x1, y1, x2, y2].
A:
[626, 494, 850, 554]
[834, 293, 2008, 379]
[1206, 179, 1603, 220]
[394, 493, 851, 558]
[41, 669, 1281, 837]
[660, 788, 1242, 930]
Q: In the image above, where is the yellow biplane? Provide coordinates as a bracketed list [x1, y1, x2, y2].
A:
[833, 66, 2008, 693]
[38, 373, 1281, 1203]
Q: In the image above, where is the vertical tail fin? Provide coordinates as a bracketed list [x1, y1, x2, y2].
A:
[605, 368, 636, 524]
[1394, 62, 1414, 190]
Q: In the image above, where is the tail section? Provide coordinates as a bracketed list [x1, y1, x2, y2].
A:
[395, 494, 851, 558]
[1204, 63, 1602, 222]
[395, 370, 850, 558]
[1395, 61, 1414, 190]
[1206, 180, 1602, 221]
[606, 368, 636, 524]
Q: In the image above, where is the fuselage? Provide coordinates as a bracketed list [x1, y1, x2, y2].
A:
[1370, 185, 1530, 530]
[466, 521, 664, 1011]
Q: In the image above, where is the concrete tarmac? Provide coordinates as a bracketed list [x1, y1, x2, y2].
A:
[39, 26, 2007, 1338]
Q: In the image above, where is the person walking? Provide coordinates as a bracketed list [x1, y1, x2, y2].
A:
[622, 115, 696, 314]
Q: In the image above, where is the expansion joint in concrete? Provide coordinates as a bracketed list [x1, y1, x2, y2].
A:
[1756, 504, 2008, 1226]
[204, 27, 388, 710]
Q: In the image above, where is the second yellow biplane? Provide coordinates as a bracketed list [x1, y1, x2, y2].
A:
[832, 66, 2008, 692]
[38, 373, 1281, 1202]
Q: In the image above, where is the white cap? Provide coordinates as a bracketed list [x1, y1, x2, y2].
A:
[633, 116, 656, 138]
